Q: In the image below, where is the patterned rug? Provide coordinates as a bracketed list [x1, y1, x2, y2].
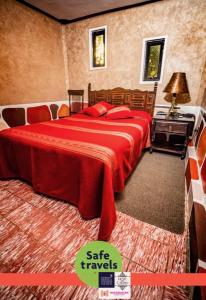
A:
[0, 179, 188, 299]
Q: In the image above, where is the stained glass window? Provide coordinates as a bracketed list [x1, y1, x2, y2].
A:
[89, 27, 106, 69]
[92, 30, 105, 67]
[143, 38, 165, 81]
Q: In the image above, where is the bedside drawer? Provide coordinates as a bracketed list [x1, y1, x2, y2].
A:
[155, 121, 188, 134]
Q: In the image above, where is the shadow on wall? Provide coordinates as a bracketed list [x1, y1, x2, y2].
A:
[198, 58, 206, 109]
[201, 88, 206, 110]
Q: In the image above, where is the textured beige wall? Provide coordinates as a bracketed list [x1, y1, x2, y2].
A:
[65, 0, 206, 105]
[0, 0, 67, 105]
[199, 60, 206, 110]
[201, 92, 206, 110]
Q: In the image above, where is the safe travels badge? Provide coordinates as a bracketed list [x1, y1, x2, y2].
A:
[75, 241, 131, 299]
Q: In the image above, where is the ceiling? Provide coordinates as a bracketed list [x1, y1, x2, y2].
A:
[22, 0, 155, 22]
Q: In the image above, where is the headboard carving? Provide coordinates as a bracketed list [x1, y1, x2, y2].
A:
[88, 83, 158, 116]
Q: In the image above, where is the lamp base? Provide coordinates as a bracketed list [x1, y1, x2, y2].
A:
[166, 111, 180, 119]
[166, 95, 179, 118]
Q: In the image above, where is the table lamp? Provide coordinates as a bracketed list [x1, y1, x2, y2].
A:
[163, 72, 189, 117]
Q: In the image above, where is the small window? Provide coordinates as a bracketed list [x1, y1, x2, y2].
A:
[140, 36, 167, 84]
[89, 26, 107, 70]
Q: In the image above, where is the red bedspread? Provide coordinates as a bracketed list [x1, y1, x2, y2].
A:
[0, 111, 152, 240]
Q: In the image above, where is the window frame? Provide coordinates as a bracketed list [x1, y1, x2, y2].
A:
[139, 35, 167, 84]
[89, 25, 107, 70]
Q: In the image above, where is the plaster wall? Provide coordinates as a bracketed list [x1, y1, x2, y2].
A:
[65, 0, 206, 105]
[0, 0, 67, 105]
[199, 60, 206, 110]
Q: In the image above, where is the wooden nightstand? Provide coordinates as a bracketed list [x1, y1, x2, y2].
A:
[151, 113, 195, 159]
[68, 89, 84, 114]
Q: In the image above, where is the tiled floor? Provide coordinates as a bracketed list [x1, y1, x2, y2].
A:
[0, 179, 190, 299]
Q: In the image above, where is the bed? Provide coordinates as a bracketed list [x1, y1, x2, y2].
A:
[0, 83, 157, 240]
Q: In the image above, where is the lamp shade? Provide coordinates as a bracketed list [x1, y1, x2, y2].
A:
[163, 72, 189, 94]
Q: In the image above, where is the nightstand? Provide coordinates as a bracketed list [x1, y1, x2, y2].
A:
[68, 89, 84, 114]
[151, 113, 195, 159]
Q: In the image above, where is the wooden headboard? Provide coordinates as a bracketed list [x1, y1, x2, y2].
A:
[88, 82, 158, 116]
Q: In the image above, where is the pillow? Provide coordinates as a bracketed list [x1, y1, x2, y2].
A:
[106, 106, 133, 119]
[99, 101, 114, 111]
[83, 101, 113, 117]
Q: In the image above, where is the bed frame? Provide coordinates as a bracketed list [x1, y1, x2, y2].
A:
[88, 82, 158, 116]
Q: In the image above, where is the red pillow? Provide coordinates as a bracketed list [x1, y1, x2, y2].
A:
[83, 101, 113, 117]
[100, 101, 114, 110]
[106, 106, 132, 119]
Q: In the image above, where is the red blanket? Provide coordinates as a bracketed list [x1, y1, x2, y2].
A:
[0, 111, 152, 240]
